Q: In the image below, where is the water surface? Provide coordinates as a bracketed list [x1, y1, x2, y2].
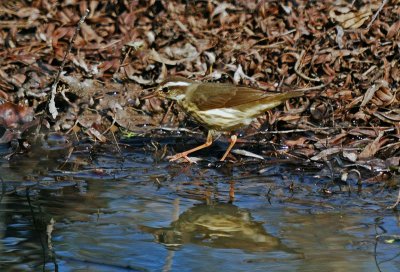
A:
[0, 135, 398, 271]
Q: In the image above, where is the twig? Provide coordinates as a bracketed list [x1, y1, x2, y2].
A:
[160, 101, 175, 125]
[110, 129, 122, 154]
[257, 127, 331, 134]
[374, 226, 383, 272]
[294, 50, 321, 82]
[293, 83, 328, 92]
[26, 187, 48, 270]
[47, 9, 90, 119]
[102, 111, 117, 135]
[65, 119, 79, 134]
[58, 146, 75, 170]
[387, 188, 400, 209]
[378, 141, 400, 152]
[366, 0, 388, 30]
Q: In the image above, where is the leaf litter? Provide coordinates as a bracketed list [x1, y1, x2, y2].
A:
[0, 0, 398, 188]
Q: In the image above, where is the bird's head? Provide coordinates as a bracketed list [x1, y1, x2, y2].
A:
[154, 76, 196, 101]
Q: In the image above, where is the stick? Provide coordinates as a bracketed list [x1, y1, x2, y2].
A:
[366, 0, 388, 30]
[294, 50, 321, 83]
[47, 9, 90, 119]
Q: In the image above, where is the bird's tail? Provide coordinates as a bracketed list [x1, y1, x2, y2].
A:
[258, 90, 305, 111]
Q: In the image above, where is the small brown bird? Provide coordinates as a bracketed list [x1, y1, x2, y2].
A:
[145, 76, 303, 163]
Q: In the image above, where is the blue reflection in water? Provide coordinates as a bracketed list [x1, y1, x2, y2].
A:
[0, 138, 398, 271]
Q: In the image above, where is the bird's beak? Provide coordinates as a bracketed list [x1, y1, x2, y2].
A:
[140, 91, 158, 100]
[140, 85, 158, 100]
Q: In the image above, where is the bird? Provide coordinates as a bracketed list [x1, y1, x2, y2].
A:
[144, 76, 304, 163]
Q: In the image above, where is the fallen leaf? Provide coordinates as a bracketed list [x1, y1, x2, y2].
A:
[358, 131, 386, 160]
[329, 5, 372, 29]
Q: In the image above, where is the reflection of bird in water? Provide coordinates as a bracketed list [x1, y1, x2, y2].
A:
[141, 203, 291, 253]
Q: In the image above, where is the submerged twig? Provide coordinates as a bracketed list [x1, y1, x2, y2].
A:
[387, 188, 400, 210]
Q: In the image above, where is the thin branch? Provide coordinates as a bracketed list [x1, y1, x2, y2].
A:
[160, 101, 175, 125]
[293, 83, 328, 92]
[294, 50, 321, 83]
[387, 188, 400, 209]
[47, 9, 90, 119]
[366, 0, 388, 30]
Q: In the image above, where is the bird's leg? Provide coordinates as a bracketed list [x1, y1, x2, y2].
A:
[220, 134, 237, 161]
[169, 131, 213, 163]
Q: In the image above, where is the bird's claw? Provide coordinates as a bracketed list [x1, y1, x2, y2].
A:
[168, 153, 196, 164]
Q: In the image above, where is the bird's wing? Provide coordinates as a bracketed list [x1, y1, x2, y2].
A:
[189, 83, 302, 111]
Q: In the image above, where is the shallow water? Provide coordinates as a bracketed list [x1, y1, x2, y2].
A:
[0, 135, 399, 271]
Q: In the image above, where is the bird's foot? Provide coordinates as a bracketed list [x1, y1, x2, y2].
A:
[168, 152, 196, 164]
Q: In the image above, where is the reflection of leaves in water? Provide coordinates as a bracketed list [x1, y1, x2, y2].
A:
[141, 203, 289, 253]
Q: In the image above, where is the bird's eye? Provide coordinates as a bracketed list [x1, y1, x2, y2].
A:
[161, 87, 169, 93]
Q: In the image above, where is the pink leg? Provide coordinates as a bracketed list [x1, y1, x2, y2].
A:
[220, 134, 237, 161]
[169, 131, 213, 163]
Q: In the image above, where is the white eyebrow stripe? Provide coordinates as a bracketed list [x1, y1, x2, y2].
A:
[163, 81, 191, 87]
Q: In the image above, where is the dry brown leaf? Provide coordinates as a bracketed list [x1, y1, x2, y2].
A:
[87, 127, 107, 142]
[329, 5, 372, 29]
[348, 128, 381, 137]
[342, 151, 357, 162]
[78, 111, 102, 128]
[387, 20, 400, 39]
[358, 131, 386, 160]
[361, 80, 389, 107]
[149, 49, 180, 65]
[114, 107, 158, 131]
[373, 110, 400, 125]
[284, 137, 308, 147]
[311, 147, 343, 161]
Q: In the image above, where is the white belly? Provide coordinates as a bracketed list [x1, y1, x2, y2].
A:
[195, 108, 254, 130]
